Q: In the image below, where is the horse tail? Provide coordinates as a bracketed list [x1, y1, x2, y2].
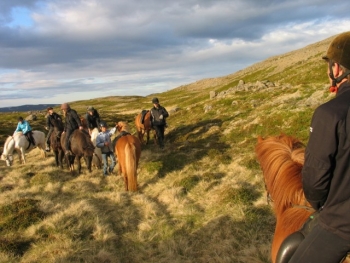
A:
[125, 142, 138, 191]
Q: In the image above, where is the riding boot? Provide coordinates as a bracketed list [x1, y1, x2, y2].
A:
[45, 143, 50, 152]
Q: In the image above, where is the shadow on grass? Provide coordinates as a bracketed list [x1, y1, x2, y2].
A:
[140, 119, 231, 183]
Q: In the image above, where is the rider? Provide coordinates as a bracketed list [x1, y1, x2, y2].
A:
[150, 97, 169, 149]
[45, 107, 64, 152]
[86, 106, 101, 134]
[61, 103, 84, 155]
[14, 117, 36, 146]
[96, 121, 117, 176]
[287, 31, 350, 263]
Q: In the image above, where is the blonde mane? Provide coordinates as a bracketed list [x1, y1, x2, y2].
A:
[117, 121, 130, 133]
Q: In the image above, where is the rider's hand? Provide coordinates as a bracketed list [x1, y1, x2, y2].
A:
[79, 126, 83, 130]
[159, 115, 163, 120]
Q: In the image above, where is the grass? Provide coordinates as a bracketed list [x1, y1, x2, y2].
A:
[0, 36, 336, 262]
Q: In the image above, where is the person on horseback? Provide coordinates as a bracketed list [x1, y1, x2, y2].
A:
[45, 107, 64, 152]
[150, 97, 169, 149]
[61, 103, 84, 156]
[14, 117, 36, 146]
[96, 121, 117, 176]
[288, 31, 350, 263]
[86, 106, 101, 134]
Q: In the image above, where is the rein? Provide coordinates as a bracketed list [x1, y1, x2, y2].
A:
[264, 185, 314, 212]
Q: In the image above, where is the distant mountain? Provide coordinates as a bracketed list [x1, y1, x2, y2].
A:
[0, 104, 59, 113]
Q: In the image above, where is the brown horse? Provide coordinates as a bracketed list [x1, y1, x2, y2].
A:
[80, 116, 102, 169]
[255, 134, 350, 263]
[115, 121, 141, 191]
[61, 129, 95, 174]
[49, 126, 64, 168]
[255, 134, 313, 263]
[135, 110, 156, 145]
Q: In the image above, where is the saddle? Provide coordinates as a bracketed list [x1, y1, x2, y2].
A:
[112, 131, 131, 149]
[275, 211, 319, 263]
[140, 110, 149, 124]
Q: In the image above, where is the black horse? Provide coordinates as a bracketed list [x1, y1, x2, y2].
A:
[50, 126, 64, 168]
[61, 129, 95, 174]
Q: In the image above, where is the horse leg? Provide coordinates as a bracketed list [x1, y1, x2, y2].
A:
[58, 150, 64, 169]
[54, 150, 59, 166]
[146, 130, 150, 144]
[77, 157, 82, 174]
[20, 148, 26, 164]
[124, 175, 128, 191]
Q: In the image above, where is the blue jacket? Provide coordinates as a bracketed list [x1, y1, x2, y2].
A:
[15, 120, 32, 134]
[96, 127, 116, 153]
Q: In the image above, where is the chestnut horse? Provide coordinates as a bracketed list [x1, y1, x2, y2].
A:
[49, 126, 64, 168]
[61, 129, 95, 174]
[115, 121, 141, 191]
[135, 110, 156, 145]
[255, 134, 350, 263]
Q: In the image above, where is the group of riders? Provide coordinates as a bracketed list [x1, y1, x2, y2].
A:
[13, 97, 169, 175]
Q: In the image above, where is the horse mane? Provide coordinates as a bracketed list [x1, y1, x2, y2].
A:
[255, 134, 308, 215]
[4, 136, 14, 152]
[117, 121, 130, 133]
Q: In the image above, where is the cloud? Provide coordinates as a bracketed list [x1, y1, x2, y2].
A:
[0, 0, 349, 107]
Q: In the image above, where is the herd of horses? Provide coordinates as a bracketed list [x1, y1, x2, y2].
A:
[1, 111, 156, 192]
[2, 111, 347, 260]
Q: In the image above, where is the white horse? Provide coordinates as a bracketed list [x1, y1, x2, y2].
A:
[90, 128, 102, 169]
[1, 131, 46, 166]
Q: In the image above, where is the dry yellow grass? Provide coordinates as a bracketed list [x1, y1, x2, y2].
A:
[0, 33, 339, 263]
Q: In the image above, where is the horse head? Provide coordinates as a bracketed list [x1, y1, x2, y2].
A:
[116, 121, 130, 133]
[1, 136, 15, 166]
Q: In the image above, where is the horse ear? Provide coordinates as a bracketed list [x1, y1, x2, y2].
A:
[257, 136, 264, 143]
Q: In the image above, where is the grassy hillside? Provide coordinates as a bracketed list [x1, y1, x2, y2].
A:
[0, 34, 337, 263]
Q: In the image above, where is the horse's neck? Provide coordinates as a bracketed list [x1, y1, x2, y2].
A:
[91, 128, 99, 143]
[4, 136, 15, 154]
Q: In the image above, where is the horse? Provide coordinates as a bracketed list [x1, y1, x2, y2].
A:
[1, 131, 46, 166]
[60, 129, 95, 174]
[49, 126, 64, 168]
[255, 134, 350, 263]
[90, 127, 102, 169]
[115, 121, 141, 192]
[135, 110, 156, 145]
[80, 116, 89, 131]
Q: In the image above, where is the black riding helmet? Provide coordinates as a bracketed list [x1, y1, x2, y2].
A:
[152, 97, 159, 104]
[99, 121, 107, 128]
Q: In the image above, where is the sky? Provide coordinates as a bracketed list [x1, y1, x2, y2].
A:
[0, 0, 349, 107]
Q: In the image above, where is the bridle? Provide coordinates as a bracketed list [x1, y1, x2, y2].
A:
[264, 181, 314, 212]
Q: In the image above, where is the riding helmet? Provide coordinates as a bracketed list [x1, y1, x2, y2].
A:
[87, 106, 94, 111]
[18, 117, 23, 121]
[61, 103, 70, 110]
[323, 31, 350, 69]
[99, 121, 107, 128]
[152, 97, 159, 104]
